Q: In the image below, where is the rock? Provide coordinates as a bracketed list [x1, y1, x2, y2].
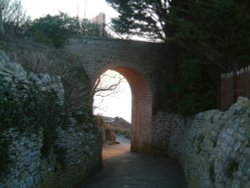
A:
[153, 97, 250, 188]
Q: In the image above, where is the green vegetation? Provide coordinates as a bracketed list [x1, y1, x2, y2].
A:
[107, 0, 250, 115]
[225, 159, 239, 179]
[0, 0, 100, 178]
[0, 134, 12, 177]
[0, 74, 67, 175]
[106, 0, 169, 41]
[0, 0, 30, 38]
[1, 1, 108, 47]
[30, 13, 74, 48]
[30, 12, 105, 48]
[168, 0, 250, 114]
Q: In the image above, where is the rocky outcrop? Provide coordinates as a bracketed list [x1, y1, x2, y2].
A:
[0, 51, 102, 188]
[153, 97, 250, 188]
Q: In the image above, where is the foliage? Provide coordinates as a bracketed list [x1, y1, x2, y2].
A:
[106, 0, 170, 41]
[167, 0, 250, 72]
[30, 12, 77, 48]
[166, 0, 250, 114]
[0, 73, 68, 175]
[108, 0, 250, 115]
[0, 0, 30, 38]
[53, 145, 67, 167]
[0, 38, 92, 118]
[80, 19, 105, 37]
[0, 134, 12, 177]
[50, 50, 90, 114]
[30, 12, 106, 48]
[175, 58, 217, 115]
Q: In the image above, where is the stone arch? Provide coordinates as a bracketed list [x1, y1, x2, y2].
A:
[92, 64, 153, 153]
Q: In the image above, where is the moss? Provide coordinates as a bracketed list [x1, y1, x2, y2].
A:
[0, 69, 68, 174]
[0, 134, 12, 177]
[225, 159, 239, 179]
[246, 119, 250, 137]
[209, 164, 215, 185]
[54, 145, 67, 167]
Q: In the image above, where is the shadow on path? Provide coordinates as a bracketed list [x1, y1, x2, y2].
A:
[75, 136, 187, 188]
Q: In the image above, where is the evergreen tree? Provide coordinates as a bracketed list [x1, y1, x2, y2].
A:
[31, 13, 105, 48]
[107, 0, 250, 115]
[167, 0, 250, 114]
[106, 0, 172, 41]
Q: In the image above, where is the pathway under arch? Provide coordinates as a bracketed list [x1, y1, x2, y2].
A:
[93, 65, 153, 153]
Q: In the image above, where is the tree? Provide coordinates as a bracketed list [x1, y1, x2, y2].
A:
[93, 71, 125, 97]
[92, 70, 125, 112]
[0, 0, 29, 38]
[31, 12, 79, 48]
[107, 0, 250, 115]
[31, 12, 107, 48]
[80, 19, 106, 37]
[166, 0, 250, 114]
[106, 0, 171, 41]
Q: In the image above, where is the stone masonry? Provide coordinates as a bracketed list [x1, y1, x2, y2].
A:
[153, 97, 250, 188]
[0, 51, 102, 188]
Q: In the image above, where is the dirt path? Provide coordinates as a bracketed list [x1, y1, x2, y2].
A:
[75, 136, 187, 188]
[102, 136, 131, 160]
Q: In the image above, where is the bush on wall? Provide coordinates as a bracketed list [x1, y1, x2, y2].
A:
[0, 67, 67, 176]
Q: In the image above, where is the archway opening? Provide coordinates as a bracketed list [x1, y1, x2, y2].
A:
[92, 66, 153, 154]
[93, 70, 132, 123]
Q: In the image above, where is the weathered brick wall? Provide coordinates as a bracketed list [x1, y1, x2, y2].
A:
[220, 65, 250, 110]
[67, 37, 178, 111]
[153, 97, 250, 188]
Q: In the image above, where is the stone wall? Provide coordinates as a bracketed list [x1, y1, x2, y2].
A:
[0, 39, 91, 114]
[0, 122, 102, 188]
[0, 51, 102, 188]
[153, 97, 250, 188]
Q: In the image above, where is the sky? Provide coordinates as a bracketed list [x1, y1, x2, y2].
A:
[21, 0, 118, 22]
[93, 70, 132, 123]
[21, 1, 131, 122]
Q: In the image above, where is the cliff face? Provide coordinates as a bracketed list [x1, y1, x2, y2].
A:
[153, 97, 250, 188]
[0, 51, 102, 188]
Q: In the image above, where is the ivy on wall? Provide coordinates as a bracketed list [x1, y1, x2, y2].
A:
[0, 74, 67, 176]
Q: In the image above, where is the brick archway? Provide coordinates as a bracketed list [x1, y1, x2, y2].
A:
[68, 37, 178, 153]
[93, 65, 153, 153]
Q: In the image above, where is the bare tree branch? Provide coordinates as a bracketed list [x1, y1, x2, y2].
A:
[93, 70, 126, 111]
[93, 71, 125, 97]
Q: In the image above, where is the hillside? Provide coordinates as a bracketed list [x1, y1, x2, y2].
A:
[101, 116, 131, 139]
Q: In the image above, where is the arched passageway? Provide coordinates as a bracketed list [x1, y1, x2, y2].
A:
[92, 65, 153, 153]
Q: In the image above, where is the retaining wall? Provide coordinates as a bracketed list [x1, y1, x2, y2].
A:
[153, 97, 250, 188]
[0, 51, 102, 188]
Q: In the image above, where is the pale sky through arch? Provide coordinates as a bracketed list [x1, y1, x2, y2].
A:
[93, 70, 132, 123]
